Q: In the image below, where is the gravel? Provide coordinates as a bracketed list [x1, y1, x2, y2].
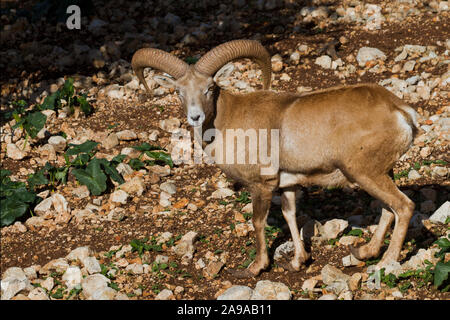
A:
[0, 0, 448, 302]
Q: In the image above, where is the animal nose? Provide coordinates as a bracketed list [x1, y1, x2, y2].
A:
[191, 115, 200, 121]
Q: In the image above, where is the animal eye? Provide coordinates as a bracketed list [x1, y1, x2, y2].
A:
[205, 86, 214, 95]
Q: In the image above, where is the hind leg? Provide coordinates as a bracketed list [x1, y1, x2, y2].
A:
[351, 208, 394, 260]
[343, 172, 414, 264]
[279, 188, 310, 271]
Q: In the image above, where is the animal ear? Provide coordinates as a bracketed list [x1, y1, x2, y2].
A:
[213, 63, 235, 83]
[154, 75, 177, 88]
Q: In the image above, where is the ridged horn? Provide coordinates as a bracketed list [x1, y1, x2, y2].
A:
[194, 39, 271, 90]
[131, 48, 189, 93]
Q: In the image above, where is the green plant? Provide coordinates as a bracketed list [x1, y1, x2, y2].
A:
[264, 225, 281, 240]
[433, 237, 450, 290]
[394, 160, 448, 180]
[27, 140, 124, 196]
[108, 282, 120, 291]
[328, 238, 338, 246]
[40, 78, 93, 116]
[69, 141, 125, 195]
[235, 191, 251, 204]
[0, 170, 38, 227]
[346, 229, 363, 237]
[50, 287, 65, 299]
[151, 283, 161, 294]
[3, 79, 93, 152]
[380, 268, 398, 288]
[6, 100, 47, 150]
[375, 237, 450, 293]
[393, 170, 409, 180]
[129, 237, 163, 256]
[152, 262, 168, 274]
[129, 142, 174, 169]
[238, 247, 257, 269]
[104, 247, 121, 259]
[242, 212, 252, 221]
[434, 237, 450, 259]
[28, 162, 68, 191]
[66, 285, 82, 299]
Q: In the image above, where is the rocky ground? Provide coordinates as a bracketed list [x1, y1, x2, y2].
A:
[1, 0, 449, 300]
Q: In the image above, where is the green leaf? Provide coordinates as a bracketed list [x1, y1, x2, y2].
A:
[129, 158, 145, 171]
[108, 282, 120, 291]
[434, 238, 450, 250]
[71, 153, 91, 167]
[14, 187, 36, 203]
[60, 78, 74, 101]
[76, 94, 93, 116]
[399, 281, 412, 293]
[66, 140, 99, 156]
[434, 237, 450, 259]
[23, 112, 47, 138]
[110, 154, 126, 166]
[346, 229, 363, 237]
[97, 158, 125, 184]
[145, 151, 173, 168]
[72, 158, 107, 196]
[0, 198, 29, 227]
[12, 99, 28, 109]
[235, 191, 251, 204]
[130, 239, 145, 255]
[0, 179, 35, 203]
[434, 261, 450, 288]
[41, 92, 59, 110]
[0, 171, 35, 226]
[27, 169, 49, 190]
[54, 167, 70, 184]
[0, 169, 11, 182]
[50, 287, 65, 299]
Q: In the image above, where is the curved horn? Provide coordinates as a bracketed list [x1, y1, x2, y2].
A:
[194, 39, 271, 90]
[131, 48, 189, 93]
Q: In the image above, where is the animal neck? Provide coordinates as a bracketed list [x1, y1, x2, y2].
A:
[196, 87, 223, 149]
[201, 86, 221, 135]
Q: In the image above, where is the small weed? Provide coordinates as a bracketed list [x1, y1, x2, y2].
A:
[346, 229, 363, 237]
[235, 191, 251, 204]
[130, 237, 163, 256]
[264, 225, 281, 240]
[50, 287, 65, 299]
[108, 282, 120, 291]
[66, 285, 82, 299]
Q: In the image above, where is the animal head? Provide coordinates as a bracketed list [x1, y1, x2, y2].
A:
[131, 40, 271, 127]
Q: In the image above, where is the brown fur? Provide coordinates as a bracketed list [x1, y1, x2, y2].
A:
[147, 63, 418, 277]
[206, 83, 417, 275]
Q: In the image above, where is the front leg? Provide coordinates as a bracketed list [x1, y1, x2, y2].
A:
[228, 187, 272, 278]
[279, 188, 310, 271]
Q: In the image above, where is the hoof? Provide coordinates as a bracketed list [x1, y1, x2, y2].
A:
[350, 244, 374, 260]
[277, 260, 301, 272]
[277, 251, 309, 272]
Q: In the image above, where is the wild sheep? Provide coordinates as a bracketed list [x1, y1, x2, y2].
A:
[131, 40, 418, 277]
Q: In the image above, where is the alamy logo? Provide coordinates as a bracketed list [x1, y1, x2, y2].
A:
[66, 5, 81, 30]
[170, 127, 280, 176]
